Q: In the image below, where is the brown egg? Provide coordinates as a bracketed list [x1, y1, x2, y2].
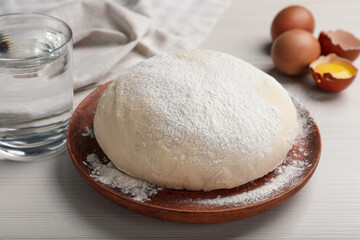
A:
[271, 29, 321, 75]
[271, 5, 315, 41]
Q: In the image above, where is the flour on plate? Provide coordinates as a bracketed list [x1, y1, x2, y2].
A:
[84, 153, 162, 202]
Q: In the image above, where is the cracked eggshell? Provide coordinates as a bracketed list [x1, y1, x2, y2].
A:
[319, 30, 360, 62]
[310, 54, 358, 93]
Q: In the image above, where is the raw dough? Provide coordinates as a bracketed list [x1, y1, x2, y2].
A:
[94, 50, 298, 191]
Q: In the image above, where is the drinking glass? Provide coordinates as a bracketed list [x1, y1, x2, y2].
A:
[0, 13, 73, 161]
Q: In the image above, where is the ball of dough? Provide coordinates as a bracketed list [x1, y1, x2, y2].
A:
[94, 50, 298, 191]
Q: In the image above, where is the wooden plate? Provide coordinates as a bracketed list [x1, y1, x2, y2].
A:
[67, 82, 321, 224]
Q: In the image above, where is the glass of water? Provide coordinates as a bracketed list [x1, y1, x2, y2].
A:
[0, 13, 73, 161]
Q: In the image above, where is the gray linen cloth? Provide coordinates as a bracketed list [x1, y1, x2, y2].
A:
[0, 0, 229, 89]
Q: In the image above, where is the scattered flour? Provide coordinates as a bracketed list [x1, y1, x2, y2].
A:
[85, 153, 162, 202]
[194, 160, 311, 206]
[81, 127, 94, 138]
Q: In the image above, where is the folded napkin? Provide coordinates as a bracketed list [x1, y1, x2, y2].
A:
[1, 0, 230, 89]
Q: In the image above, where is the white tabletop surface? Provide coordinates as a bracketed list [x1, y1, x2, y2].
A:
[1, 0, 360, 239]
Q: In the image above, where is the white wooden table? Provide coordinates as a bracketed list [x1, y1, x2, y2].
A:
[1, 0, 360, 238]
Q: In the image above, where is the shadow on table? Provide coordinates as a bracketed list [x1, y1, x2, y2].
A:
[262, 41, 272, 56]
[55, 152, 305, 239]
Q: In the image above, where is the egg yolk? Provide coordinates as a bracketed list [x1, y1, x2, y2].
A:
[315, 62, 356, 79]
